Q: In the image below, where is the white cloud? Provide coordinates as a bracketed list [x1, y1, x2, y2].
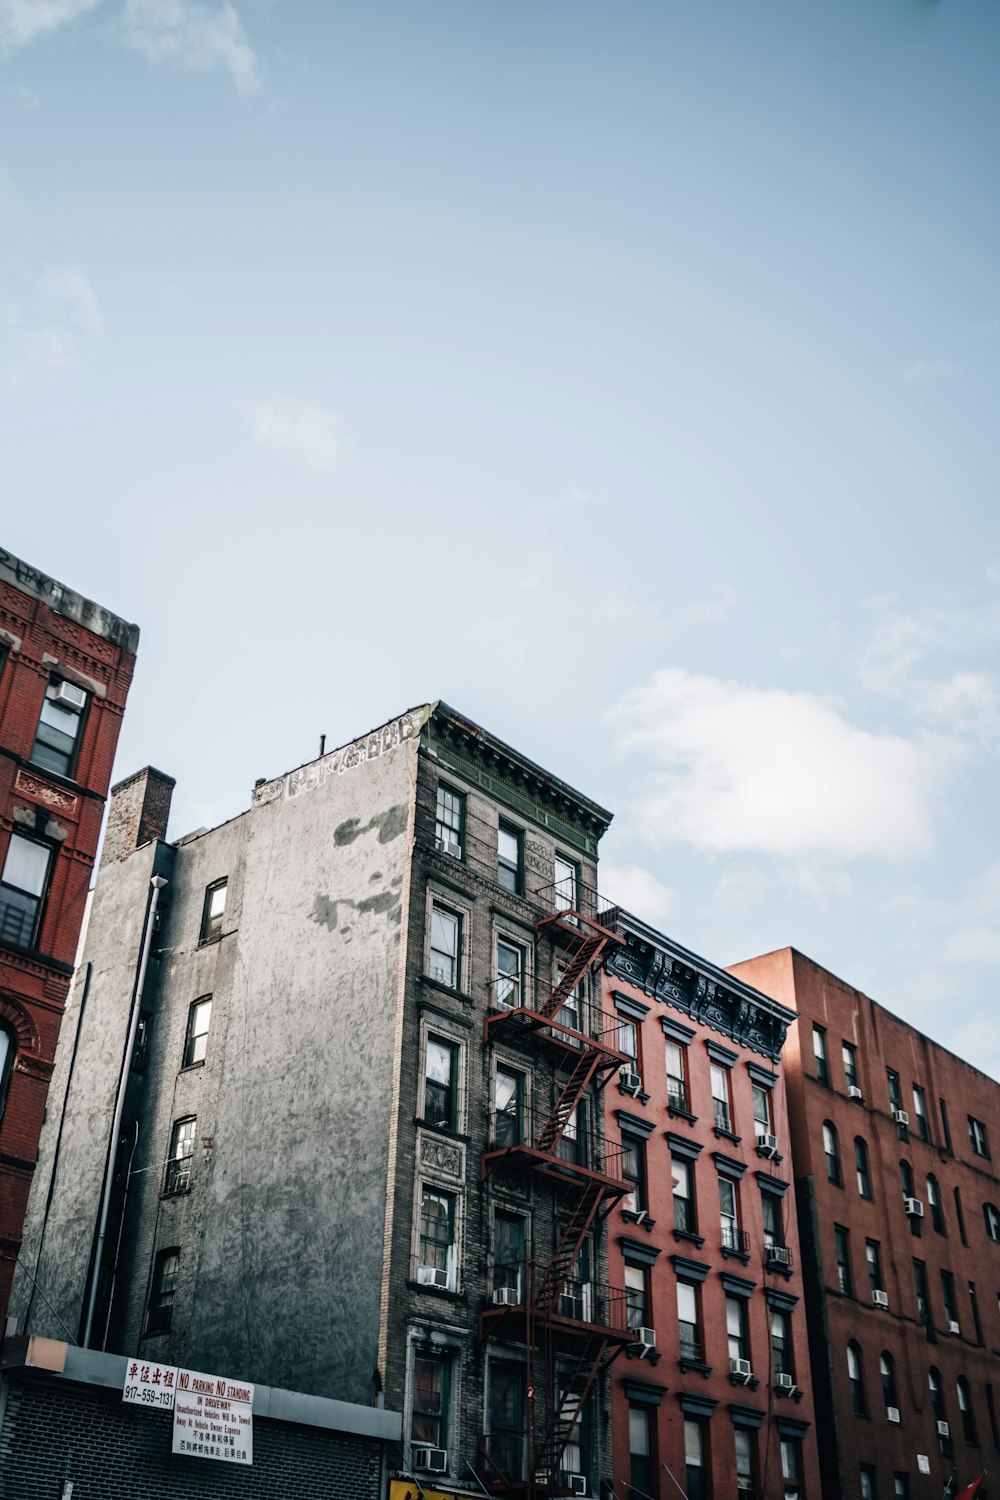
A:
[39, 265, 103, 337]
[239, 397, 345, 472]
[119, 0, 259, 94]
[900, 359, 958, 383]
[609, 668, 946, 861]
[2, 326, 73, 385]
[600, 862, 675, 927]
[0, 0, 104, 54]
[861, 601, 1000, 749]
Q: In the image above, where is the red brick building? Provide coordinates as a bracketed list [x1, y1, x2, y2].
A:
[0, 546, 138, 1327]
[603, 911, 821, 1500]
[730, 948, 1000, 1500]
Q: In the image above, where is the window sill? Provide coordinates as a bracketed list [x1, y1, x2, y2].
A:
[624, 1345, 662, 1366]
[416, 1118, 471, 1144]
[721, 1246, 751, 1266]
[160, 1188, 191, 1201]
[774, 1384, 804, 1403]
[668, 1104, 698, 1125]
[756, 1144, 784, 1166]
[714, 1126, 742, 1146]
[673, 1229, 705, 1249]
[729, 1371, 761, 1392]
[407, 1278, 464, 1302]
[618, 1082, 651, 1106]
[179, 1061, 205, 1075]
[679, 1357, 712, 1378]
[420, 974, 470, 1005]
[197, 933, 224, 949]
[622, 1209, 656, 1233]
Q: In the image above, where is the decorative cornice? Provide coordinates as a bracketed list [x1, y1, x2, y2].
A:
[604, 912, 794, 1063]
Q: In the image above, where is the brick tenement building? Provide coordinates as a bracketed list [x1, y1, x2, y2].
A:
[730, 948, 1000, 1500]
[602, 914, 820, 1500]
[13, 702, 641, 1500]
[0, 546, 138, 1328]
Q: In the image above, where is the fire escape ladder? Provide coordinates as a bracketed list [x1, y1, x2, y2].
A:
[535, 1052, 600, 1156]
[538, 935, 604, 1021]
[541, 1182, 606, 1310]
[533, 1347, 606, 1486]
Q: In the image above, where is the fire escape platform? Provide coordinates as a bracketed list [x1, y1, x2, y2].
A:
[479, 1144, 625, 1195]
[483, 1007, 628, 1073]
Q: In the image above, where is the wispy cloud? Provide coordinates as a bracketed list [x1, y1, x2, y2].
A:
[600, 862, 675, 926]
[119, 0, 258, 94]
[238, 397, 345, 472]
[39, 265, 103, 337]
[1, 263, 102, 385]
[609, 668, 948, 861]
[900, 358, 958, 384]
[0, 0, 103, 55]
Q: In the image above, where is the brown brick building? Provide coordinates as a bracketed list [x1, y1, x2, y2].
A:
[602, 913, 821, 1500]
[729, 948, 1000, 1500]
[0, 546, 138, 1327]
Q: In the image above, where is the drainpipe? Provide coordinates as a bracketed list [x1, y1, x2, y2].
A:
[82, 873, 167, 1348]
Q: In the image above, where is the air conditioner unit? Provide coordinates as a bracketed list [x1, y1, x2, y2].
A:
[848, 1085, 864, 1101]
[436, 835, 462, 859]
[414, 1446, 448, 1474]
[730, 1358, 753, 1382]
[892, 1109, 910, 1126]
[904, 1197, 924, 1218]
[416, 1265, 450, 1289]
[936, 1421, 950, 1438]
[886, 1406, 901, 1425]
[872, 1290, 889, 1309]
[492, 1286, 519, 1307]
[619, 1068, 641, 1093]
[565, 1476, 588, 1496]
[776, 1373, 795, 1392]
[49, 680, 87, 711]
[634, 1327, 656, 1355]
[766, 1245, 791, 1267]
[947, 1319, 960, 1334]
[756, 1131, 779, 1156]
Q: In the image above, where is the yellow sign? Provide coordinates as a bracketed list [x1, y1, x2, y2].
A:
[390, 1481, 469, 1500]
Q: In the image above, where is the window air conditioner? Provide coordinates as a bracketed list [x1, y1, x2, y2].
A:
[436, 835, 462, 859]
[872, 1290, 889, 1309]
[730, 1357, 753, 1382]
[904, 1197, 924, 1218]
[567, 1477, 588, 1497]
[756, 1131, 779, 1156]
[635, 1326, 656, 1355]
[416, 1265, 450, 1289]
[936, 1421, 950, 1438]
[848, 1085, 864, 1101]
[947, 1319, 960, 1334]
[414, 1447, 448, 1474]
[492, 1286, 519, 1306]
[886, 1406, 901, 1425]
[50, 680, 87, 711]
[619, 1068, 641, 1093]
[892, 1109, 909, 1127]
[766, 1245, 791, 1267]
[776, 1373, 795, 1392]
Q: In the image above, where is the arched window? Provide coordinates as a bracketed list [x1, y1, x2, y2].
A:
[927, 1174, 945, 1234]
[847, 1342, 866, 1415]
[0, 1021, 15, 1124]
[929, 1367, 946, 1424]
[855, 1138, 872, 1200]
[957, 1378, 978, 1445]
[880, 1352, 898, 1415]
[823, 1122, 841, 1186]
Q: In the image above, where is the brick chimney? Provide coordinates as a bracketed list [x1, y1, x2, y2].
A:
[101, 767, 175, 865]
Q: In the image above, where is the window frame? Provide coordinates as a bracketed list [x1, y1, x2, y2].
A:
[434, 783, 465, 861]
[30, 677, 89, 780]
[423, 1033, 461, 1130]
[969, 1115, 990, 1159]
[0, 1020, 16, 1123]
[145, 1246, 180, 1337]
[842, 1041, 860, 1092]
[182, 996, 212, 1069]
[847, 1340, 867, 1416]
[621, 1130, 648, 1215]
[676, 1279, 703, 1364]
[0, 830, 53, 952]
[199, 879, 227, 944]
[416, 1183, 459, 1291]
[411, 1347, 452, 1452]
[163, 1116, 196, 1196]
[710, 1062, 734, 1135]
[834, 1224, 853, 1297]
[497, 820, 523, 895]
[429, 903, 462, 990]
[983, 1203, 1000, 1242]
[912, 1084, 930, 1143]
[496, 936, 525, 1010]
[824, 1121, 842, 1186]
[855, 1136, 873, 1200]
[665, 1039, 689, 1114]
[813, 1025, 830, 1085]
[672, 1155, 698, 1237]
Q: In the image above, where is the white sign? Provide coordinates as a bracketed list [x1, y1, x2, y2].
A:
[917, 1455, 931, 1476]
[123, 1359, 177, 1410]
[171, 1367, 254, 1466]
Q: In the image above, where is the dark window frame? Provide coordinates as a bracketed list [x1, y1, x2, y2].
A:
[434, 783, 465, 860]
[0, 829, 54, 952]
[199, 879, 227, 945]
[29, 677, 90, 781]
[497, 820, 523, 895]
[145, 1246, 180, 1336]
[182, 996, 212, 1069]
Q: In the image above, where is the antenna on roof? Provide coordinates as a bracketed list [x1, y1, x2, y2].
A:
[319, 734, 326, 757]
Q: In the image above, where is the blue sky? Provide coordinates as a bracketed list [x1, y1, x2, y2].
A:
[3, 0, 999, 1073]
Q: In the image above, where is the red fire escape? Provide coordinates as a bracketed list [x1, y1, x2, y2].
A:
[478, 887, 631, 1498]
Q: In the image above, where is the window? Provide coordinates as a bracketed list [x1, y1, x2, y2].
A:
[927, 1174, 945, 1234]
[928, 1367, 946, 1424]
[497, 822, 522, 894]
[939, 1098, 953, 1154]
[429, 905, 460, 988]
[553, 854, 578, 913]
[684, 1419, 707, 1500]
[0, 1021, 16, 1121]
[901, 1160, 921, 1237]
[762, 1193, 784, 1251]
[555, 974, 582, 1038]
[894, 1476, 909, 1500]
[621, 1132, 647, 1215]
[957, 1379, 978, 1444]
[624, 1262, 648, 1332]
[834, 1225, 853, 1296]
[843, 1042, 859, 1091]
[855, 1137, 873, 1199]
[711, 1063, 733, 1133]
[677, 1280, 703, 1363]
[860, 1466, 877, 1500]
[941, 1270, 959, 1331]
[666, 1040, 689, 1112]
[146, 1247, 180, 1335]
[423, 1036, 459, 1128]
[30, 678, 88, 777]
[487, 1364, 525, 1483]
[813, 1025, 829, 1084]
[132, 1012, 151, 1075]
[887, 1069, 903, 1111]
[618, 1017, 639, 1078]
[912, 1085, 930, 1142]
[200, 879, 227, 943]
[493, 1068, 523, 1149]
[752, 1085, 770, 1136]
[0, 832, 51, 950]
[735, 1427, 756, 1500]
[847, 1342, 867, 1415]
[986, 1383, 1000, 1450]
[435, 784, 464, 859]
[672, 1157, 697, 1236]
[412, 1350, 450, 1449]
[629, 1405, 655, 1499]
[969, 1281, 984, 1344]
[955, 1187, 968, 1245]
[880, 1351, 898, 1413]
[719, 1177, 743, 1252]
[182, 997, 211, 1068]
[824, 1122, 842, 1186]
[984, 1203, 1000, 1242]
[913, 1259, 930, 1324]
[770, 1306, 793, 1379]
[496, 938, 524, 1009]
[556, 1101, 583, 1165]
[727, 1295, 749, 1366]
[492, 1212, 524, 1300]
[164, 1117, 196, 1195]
[969, 1116, 990, 1159]
[418, 1186, 457, 1289]
[781, 1439, 801, 1500]
[866, 1239, 883, 1295]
